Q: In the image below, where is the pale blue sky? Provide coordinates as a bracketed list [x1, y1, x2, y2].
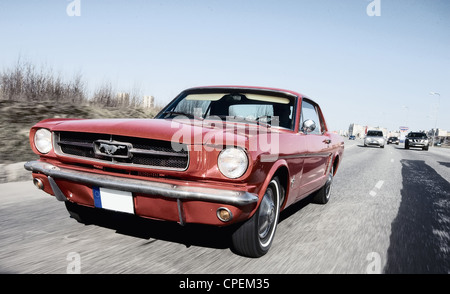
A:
[1, 0, 449, 132]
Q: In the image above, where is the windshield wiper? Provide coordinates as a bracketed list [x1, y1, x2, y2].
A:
[162, 111, 204, 120]
[229, 116, 272, 128]
[204, 115, 272, 128]
[255, 116, 272, 128]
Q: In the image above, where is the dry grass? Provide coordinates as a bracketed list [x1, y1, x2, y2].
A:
[0, 59, 148, 108]
[0, 59, 163, 163]
[0, 100, 161, 163]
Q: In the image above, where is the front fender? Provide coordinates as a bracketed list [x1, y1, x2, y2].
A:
[248, 159, 289, 217]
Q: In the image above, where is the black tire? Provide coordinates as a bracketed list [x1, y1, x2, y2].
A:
[423, 146, 429, 151]
[231, 177, 282, 258]
[312, 165, 334, 205]
[405, 141, 409, 149]
[381, 145, 385, 148]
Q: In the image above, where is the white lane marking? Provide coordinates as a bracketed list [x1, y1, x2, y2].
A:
[369, 180, 384, 196]
[391, 158, 394, 163]
[375, 180, 384, 190]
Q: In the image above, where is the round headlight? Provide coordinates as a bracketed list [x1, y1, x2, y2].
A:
[34, 128, 52, 154]
[218, 148, 248, 179]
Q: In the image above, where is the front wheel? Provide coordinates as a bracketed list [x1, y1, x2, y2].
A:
[231, 177, 282, 258]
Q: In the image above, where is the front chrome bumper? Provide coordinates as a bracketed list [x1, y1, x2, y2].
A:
[408, 141, 428, 147]
[24, 161, 258, 207]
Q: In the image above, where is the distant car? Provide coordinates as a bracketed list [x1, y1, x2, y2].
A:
[387, 137, 399, 145]
[364, 130, 385, 148]
[349, 135, 356, 140]
[405, 132, 429, 151]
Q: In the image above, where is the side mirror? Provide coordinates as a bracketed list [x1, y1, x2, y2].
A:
[302, 119, 316, 134]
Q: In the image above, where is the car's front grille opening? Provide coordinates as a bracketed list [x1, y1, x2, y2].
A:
[55, 131, 189, 171]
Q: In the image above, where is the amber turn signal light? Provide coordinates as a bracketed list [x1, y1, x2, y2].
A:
[217, 207, 233, 222]
[33, 178, 44, 190]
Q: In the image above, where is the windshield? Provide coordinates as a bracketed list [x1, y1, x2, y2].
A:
[367, 130, 383, 137]
[158, 91, 296, 129]
[408, 132, 427, 138]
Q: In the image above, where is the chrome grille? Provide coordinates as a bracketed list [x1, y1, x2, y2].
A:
[54, 131, 189, 171]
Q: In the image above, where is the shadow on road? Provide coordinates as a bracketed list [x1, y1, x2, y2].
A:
[393, 146, 427, 152]
[438, 161, 450, 168]
[279, 195, 312, 223]
[64, 202, 233, 250]
[356, 145, 384, 148]
[63, 194, 314, 254]
[384, 159, 450, 273]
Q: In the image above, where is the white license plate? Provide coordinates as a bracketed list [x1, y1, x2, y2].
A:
[93, 187, 134, 214]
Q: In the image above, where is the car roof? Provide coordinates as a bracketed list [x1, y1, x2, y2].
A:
[184, 85, 303, 99]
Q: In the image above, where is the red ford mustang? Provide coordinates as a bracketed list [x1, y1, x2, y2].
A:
[25, 86, 344, 257]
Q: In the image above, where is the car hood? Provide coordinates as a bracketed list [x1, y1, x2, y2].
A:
[37, 118, 277, 148]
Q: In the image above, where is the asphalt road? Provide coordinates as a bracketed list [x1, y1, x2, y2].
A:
[1, 139, 449, 274]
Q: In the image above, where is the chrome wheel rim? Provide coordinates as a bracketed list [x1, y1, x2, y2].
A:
[325, 167, 334, 199]
[258, 180, 280, 248]
[258, 190, 275, 240]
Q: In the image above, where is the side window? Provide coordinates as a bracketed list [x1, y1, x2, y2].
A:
[300, 100, 322, 134]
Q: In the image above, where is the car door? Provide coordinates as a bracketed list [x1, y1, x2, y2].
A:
[298, 99, 333, 196]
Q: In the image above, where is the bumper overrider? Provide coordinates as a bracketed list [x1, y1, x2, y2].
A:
[24, 161, 259, 225]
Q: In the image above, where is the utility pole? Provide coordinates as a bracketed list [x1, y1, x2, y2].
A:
[430, 92, 441, 147]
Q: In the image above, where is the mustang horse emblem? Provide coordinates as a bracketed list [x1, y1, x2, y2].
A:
[99, 143, 126, 155]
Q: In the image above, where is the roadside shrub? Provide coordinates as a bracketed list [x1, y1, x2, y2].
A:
[0, 59, 149, 109]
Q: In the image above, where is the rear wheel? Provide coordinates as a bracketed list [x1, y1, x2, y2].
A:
[312, 166, 334, 205]
[231, 177, 281, 258]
